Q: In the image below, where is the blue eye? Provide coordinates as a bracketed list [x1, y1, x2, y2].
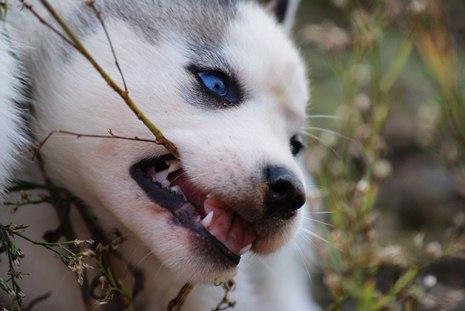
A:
[197, 71, 229, 98]
[190, 66, 242, 106]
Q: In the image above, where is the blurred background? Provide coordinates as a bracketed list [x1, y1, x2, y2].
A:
[2, 1, 465, 310]
[293, 0, 465, 310]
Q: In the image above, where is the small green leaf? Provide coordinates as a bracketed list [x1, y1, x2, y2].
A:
[0, 277, 12, 293]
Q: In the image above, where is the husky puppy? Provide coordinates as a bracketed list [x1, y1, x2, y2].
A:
[0, 0, 319, 310]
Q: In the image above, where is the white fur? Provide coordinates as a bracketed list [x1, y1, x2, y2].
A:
[1, 1, 319, 310]
[0, 29, 25, 198]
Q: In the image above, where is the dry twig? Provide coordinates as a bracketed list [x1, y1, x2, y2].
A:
[212, 281, 236, 311]
[167, 283, 195, 311]
[32, 129, 157, 159]
[19, 0, 179, 157]
[85, 0, 128, 92]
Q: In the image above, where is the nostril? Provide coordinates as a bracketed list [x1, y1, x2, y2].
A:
[269, 179, 292, 199]
[264, 165, 306, 217]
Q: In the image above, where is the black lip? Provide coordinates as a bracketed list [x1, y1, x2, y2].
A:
[130, 155, 241, 265]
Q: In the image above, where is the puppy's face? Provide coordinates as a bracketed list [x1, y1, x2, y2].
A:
[38, 2, 309, 282]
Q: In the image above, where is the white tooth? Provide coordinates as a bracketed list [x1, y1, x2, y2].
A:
[168, 161, 181, 173]
[161, 180, 170, 188]
[240, 244, 252, 255]
[170, 185, 181, 194]
[155, 169, 169, 184]
[201, 211, 214, 227]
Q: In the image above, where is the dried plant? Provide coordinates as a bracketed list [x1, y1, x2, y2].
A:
[302, 0, 465, 309]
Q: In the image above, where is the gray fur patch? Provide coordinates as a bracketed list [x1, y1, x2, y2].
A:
[64, 0, 246, 109]
[70, 0, 239, 50]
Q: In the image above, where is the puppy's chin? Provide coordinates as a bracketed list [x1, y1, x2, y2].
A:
[134, 209, 237, 283]
[252, 212, 302, 255]
[129, 204, 301, 283]
[155, 246, 238, 284]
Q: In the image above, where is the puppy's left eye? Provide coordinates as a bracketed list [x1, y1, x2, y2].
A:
[290, 135, 305, 156]
[196, 70, 238, 104]
[198, 71, 228, 97]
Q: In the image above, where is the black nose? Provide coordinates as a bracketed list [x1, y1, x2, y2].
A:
[264, 166, 306, 217]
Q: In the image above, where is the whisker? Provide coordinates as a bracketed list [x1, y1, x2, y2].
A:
[151, 262, 164, 281]
[121, 243, 144, 278]
[297, 231, 325, 252]
[307, 211, 334, 215]
[131, 250, 153, 270]
[300, 228, 330, 244]
[292, 240, 312, 280]
[306, 184, 326, 191]
[307, 114, 341, 120]
[302, 217, 333, 227]
[303, 132, 339, 156]
[304, 127, 356, 144]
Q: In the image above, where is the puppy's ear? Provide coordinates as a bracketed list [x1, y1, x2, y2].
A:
[266, 0, 300, 32]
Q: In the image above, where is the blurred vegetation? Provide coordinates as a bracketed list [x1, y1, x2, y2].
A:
[297, 0, 465, 310]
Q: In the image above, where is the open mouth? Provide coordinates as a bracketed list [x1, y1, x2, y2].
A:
[130, 155, 257, 265]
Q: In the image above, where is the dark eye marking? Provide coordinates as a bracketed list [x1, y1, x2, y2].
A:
[188, 65, 243, 107]
[290, 135, 305, 156]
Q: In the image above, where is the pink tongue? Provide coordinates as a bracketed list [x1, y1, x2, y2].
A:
[203, 197, 256, 255]
[168, 170, 257, 254]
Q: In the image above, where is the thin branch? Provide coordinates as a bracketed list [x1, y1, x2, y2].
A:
[4, 197, 50, 213]
[20, 0, 179, 158]
[167, 283, 194, 311]
[32, 129, 157, 160]
[212, 281, 236, 311]
[18, 2, 75, 47]
[85, 0, 128, 92]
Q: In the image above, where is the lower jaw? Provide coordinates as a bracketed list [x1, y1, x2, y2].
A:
[149, 203, 296, 269]
[131, 155, 274, 264]
[132, 205, 297, 283]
